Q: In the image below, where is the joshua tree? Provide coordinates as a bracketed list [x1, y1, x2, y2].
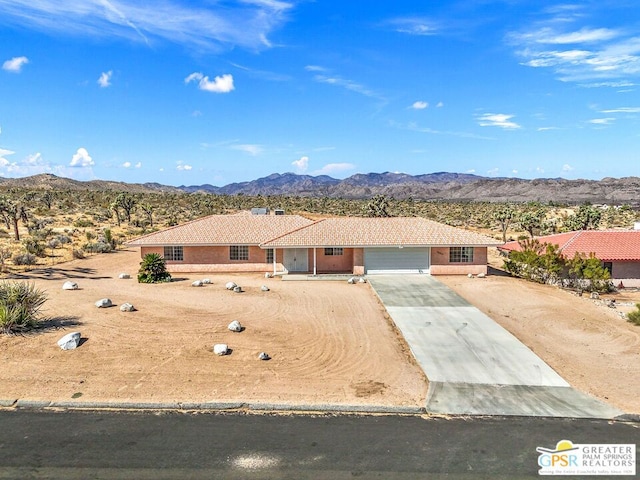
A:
[114, 193, 137, 223]
[0, 197, 29, 241]
[366, 194, 391, 217]
[493, 203, 516, 243]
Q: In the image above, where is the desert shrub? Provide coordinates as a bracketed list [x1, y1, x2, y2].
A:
[73, 218, 94, 228]
[12, 253, 37, 266]
[72, 248, 85, 259]
[0, 281, 48, 333]
[47, 239, 60, 250]
[56, 234, 72, 245]
[138, 253, 171, 283]
[22, 238, 46, 257]
[83, 242, 112, 254]
[627, 303, 640, 326]
[567, 253, 613, 293]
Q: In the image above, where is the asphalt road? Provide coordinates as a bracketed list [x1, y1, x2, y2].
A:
[0, 410, 637, 479]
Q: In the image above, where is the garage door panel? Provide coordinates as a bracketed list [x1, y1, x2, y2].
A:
[365, 247, 430, 274]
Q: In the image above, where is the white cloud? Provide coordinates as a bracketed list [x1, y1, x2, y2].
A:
[312, 163, 356, 176]
[477, 113, 521, 129]
[135, 162, 141, 168]
[600, 107, 640, 113]
[176, 161, 192, 171]
[411, 101, 428, 110]
[509, 8, 640, 84]
[304, 65, 326, 72]
[69, 147, 94, 167]
[2, 56, 29, 73]
[589, 117, 615, 125]
[386, 17, 440, 36]
[185, 72, 234, 93]
[436, 101, 443, 108]
[0, 1, 292, 52]
[562, 164, 574, 172]
[98, 70, 113, 88]
[122, 161, 131, 168]
[512, 170, 518, 175]
[312, 73, 383, 100]
[465, 169, 476, 174]
[487, 168, 500, 176]
[291, 155, 309, 173]
[231, 144, 263, 156]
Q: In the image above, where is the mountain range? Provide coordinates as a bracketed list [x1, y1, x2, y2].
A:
[1, 172, 639, 206]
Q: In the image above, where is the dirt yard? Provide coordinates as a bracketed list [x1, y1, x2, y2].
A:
[0, 249, 427, 408]
[438, 270, 640, 414]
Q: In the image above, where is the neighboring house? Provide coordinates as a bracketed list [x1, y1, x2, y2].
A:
[498, 230, 640, 287]
[127, 214, 500, 275]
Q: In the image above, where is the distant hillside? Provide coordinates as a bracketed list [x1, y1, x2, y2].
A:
[1, 172, 640, 206]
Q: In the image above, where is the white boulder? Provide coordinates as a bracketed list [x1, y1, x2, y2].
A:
[62, 281, 79, 290]
[120, 303, 135, 312]
[228, 320, 242, 332]
[57, 332, 81, 350]
[202, 278, 211, 285]
[261, 285, 270, 292]
[191, 280, 203, 287]
[347, 277, 356, 284]
[213, 344, 229, 356]
[258, 352, 270, 361]
[358, 278, 367, 283]
[477, 272, 486, 279]
[233, 286, 242, 293]
[118, 273, 131, 279]
[467, 273, 474, 278]
[95, 298, 113, 308]
[264, 272, 273, 278]
[225, 281, 237, 290]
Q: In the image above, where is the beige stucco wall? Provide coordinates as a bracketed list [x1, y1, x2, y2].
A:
[314, 248, 354, 273]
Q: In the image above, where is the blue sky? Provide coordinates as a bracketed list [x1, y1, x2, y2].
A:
[1, 0, 640, 186]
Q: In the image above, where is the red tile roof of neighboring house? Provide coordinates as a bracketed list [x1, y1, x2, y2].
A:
[498, 230, 640, 261]
[261, 217, 501, 248]
[127, 214, 314, 246]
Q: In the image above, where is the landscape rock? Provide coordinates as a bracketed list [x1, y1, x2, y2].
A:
[261, 285, 270, 291]
[62, 281, 79, 290]
[358, 278, 367, 283]
[228, 320, 242, 332]
[213, 344, 229, 356]
[120, 303, 135, 312]
[264, 272, 273, 278]
[225, 281, 237, 290]
[347, 277, 356, 284]
[192, 280, 203, 287]
[258, 352, 270, 361]
[233, 286, 242, 293]
[467, 273, 474, 278]
[118, 273, 131, 279]
[202, 278, 211, 284]
[590, 292, 600, 300]
[57, 332, 81, 350]
[477, 272, 486, 279]
[95, 298, 112, 308]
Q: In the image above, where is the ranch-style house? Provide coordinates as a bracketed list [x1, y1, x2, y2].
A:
[127, 213, 501, 276]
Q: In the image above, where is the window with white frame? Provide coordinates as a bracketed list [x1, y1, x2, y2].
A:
[230, 245, 249, 261]
[163, 246, 184, 261]
[266, 248, 274, 263]
[324, 247, 344, 256]
[449, 246, 474, 263]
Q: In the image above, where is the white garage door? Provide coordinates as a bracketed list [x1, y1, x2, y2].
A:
[365, 247, 430, 274]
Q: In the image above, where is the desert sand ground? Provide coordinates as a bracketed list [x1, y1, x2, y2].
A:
[438, 265, 640, 414]
[0, 249, 427, 408]
[1, 248, 638, 415]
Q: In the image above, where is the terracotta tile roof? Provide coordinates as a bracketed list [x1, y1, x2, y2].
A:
[261, 217, 501, 248]
[127, 214, 313, 246]
[499, 230, 640, 261]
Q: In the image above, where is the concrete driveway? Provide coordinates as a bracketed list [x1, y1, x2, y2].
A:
[368, 275, 623, 418]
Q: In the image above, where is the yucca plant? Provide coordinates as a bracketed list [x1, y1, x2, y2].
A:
[137, 253, 172, 283]
[0, 281, 48, 333]
[628, 303, 640, 326]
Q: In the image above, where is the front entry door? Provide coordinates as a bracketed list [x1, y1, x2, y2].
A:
[284, 248, 308, 272]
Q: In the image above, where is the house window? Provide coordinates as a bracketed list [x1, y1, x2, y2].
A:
[603, 262, 613, 275]
[164, 246, 184, 261]
[449, 247, 474, 263]
[266, 248, 274, 264]
[230, 245, 249, 261]
[324, 247, 344, 256]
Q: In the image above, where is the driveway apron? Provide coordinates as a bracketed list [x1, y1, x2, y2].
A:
[368, 275, 623, 418]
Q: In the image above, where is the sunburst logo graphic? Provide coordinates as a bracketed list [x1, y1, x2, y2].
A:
[536, 440, 579, 455]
